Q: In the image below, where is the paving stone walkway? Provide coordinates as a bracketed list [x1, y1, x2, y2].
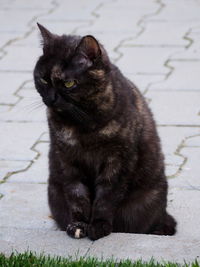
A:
[0, 0, 200, 263]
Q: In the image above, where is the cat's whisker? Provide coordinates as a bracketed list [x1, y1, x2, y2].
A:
[20, 99, 45, 113]
[26, 103, 45, 114]
[23, 98, 43, 104]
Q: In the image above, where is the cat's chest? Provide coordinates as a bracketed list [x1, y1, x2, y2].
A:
[56, 126, 99, 149]
[57, 127, 77, 146]
[56, 127, 101, 172]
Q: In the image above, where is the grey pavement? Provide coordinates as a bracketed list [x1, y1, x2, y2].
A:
[0, 0, 200, 264]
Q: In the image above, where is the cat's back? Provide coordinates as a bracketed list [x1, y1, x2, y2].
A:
[110, 64, 155, 133]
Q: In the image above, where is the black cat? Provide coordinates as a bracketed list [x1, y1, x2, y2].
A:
[33, 23, 176, 240]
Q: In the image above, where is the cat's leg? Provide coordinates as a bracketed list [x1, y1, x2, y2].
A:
[88, 158, 124, 240]
[150, 212, 177, 236]
[112, 199, 164, 234]
[87, 184, 114, 240]
[64, 182, 91, 238]
[48, 181, 69, 230]
[112, 187, 176, 235]
[48, 180, 91, 238]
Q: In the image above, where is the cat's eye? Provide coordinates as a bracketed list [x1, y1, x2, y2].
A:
[64, 80, 77, 88]
[40, 78, 48, 84]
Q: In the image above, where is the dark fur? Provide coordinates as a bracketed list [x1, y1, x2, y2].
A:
[34, 24, 176, 240]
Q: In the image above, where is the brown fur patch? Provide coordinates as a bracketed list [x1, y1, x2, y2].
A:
[99, 83, 115, 111]
[88, 82, 115, 112]
[134, 89, 145, 114]
[89, 69, 105, 80]
[51, 64, 62, 80]
[99, 120, 120, 136]
[56, 127, 77, 146]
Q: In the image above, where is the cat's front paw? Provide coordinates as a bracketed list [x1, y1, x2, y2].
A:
[88, 220, 112, 241]
[66, 222, 88, 239]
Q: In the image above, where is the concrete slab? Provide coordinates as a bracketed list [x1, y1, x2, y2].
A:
[0, 72, 32, 105]
[0, 9, 42, 33]
[87, 233, 200, 263]
[169, 147, 200, 188]
[158, 126, 200, 178]
[8, 142, 49, 184]
[158, 127, 200, 156]
[0, 229, 199, 263]
[75, 31, 138, 62]
[0, 122, 47, 161]
[40, 0, 102, 21]
[0, 45, 41, 72]
[0, 228, 92, 258]
[149, 0, 200, 22]
[168, 187, 200, 239]
[16, 21, 90, 46]
[172, 33, 200, 60]
[0, 105, 10, 113]
[125, 73, 165, 93]
[0, 183, 55, 229]
[0, 32, 21, 48]
[186, 135, 200, 147]
[0, 159, 30, 181]
[147, 91, 200, 125]
[0, 88, 46, 122]
[3, 0, 53, 10]
[151, 61, 200, 91]
[117, 47, 181, 74]
[123, 21, 190, 47]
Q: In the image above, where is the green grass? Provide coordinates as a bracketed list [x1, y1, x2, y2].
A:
[0, 252, 199, 267]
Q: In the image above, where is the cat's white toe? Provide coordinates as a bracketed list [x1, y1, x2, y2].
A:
[74, 228, 81, 238]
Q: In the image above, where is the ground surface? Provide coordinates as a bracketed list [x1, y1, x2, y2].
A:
[0, 0, 200, 264]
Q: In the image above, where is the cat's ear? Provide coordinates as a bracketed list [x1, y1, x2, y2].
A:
[37, 23, 55, 47]
[77, 35, 101, 61]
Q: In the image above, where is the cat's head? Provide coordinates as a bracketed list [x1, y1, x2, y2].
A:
[34, 24, 111, 124]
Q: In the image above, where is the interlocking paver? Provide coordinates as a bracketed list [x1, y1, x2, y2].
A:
[75, 0, 161, 61]
[0, 33, 21, 48]
[185, 135, 200, 146]
[0, 7, 52, 34]
[13, 21, 90, 47]
[0, 105, 10, 113]
[168, 187, 200, 238]
[87, 232, 200, 263]
[8, 142, 49, 184]
[150, 61, 200, 91]
[147, 91, 200, 125]
[125, 73, 165, 93]
[0, 182, 55, 230]
[0, 46, 41, 72]
[117, 47, 182, 74]
[169, 147, 200, 188]
[158, 126, 200, 178]
[0, 122, 47, 161]
[172, 32, 200, 60]
[123, 21, 191, 47]
[0, 160, 30, 182]
[41, 0, 102, 21]
[149, 0, 200, 22]
[0, 88, 46, 122]
[3, 0, 53, 10]
[0, 72, 32, 105]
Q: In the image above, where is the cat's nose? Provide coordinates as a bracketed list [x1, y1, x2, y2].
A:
[45, 98, 56, 107]
[44, 91, 57, 107]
